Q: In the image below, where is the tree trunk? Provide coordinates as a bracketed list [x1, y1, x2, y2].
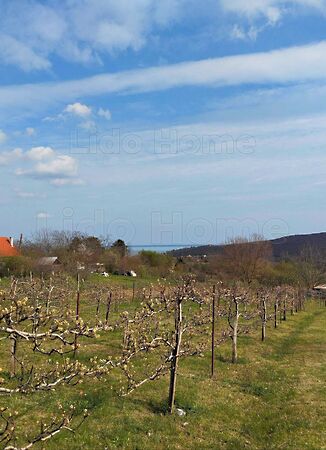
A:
[274, 301, 278, 329]
[168, 299, 183, 414]
[96, 297, 101, 321]
[301, 295, 305, 311]
[46, 283, 53, 316]
[10, 337, 17, 377]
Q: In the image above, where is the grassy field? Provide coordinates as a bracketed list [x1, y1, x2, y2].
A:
[2, 295, 325, 450]
[87, 273, 161, 288]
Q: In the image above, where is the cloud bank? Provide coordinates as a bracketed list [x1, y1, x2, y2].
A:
[0, 0, 184, 71]
[0, 0, 325, 71]
[1, 41, 326, 116]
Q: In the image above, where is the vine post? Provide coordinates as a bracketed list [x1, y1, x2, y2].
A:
[211, 284, 216, 378]
[168, 296, 183, 414]
[74, 272, 81, 358]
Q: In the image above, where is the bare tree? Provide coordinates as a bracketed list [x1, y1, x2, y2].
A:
[119, 278, 211, 413]
[0, 405, 89, 450]
[222, 234, 272, 284]
[295, 245, 326, 289]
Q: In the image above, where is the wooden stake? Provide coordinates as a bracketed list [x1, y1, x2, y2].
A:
[211, 284, 216, 378]
[261, 298, 267, 341]
[283, 297, 286, 321]
[232, 298, 239, 364]
[132, 281, 135, 301]
[105, 291, 112, 326]
[74, 273, 80, 357]
[168, 298, 183, 414]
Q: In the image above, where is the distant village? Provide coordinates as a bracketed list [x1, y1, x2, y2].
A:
[0, 234, 138, 278]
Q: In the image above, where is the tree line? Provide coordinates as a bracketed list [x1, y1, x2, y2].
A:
[1, 231, 325, 289]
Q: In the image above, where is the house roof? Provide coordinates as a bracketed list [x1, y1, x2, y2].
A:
[0, 237, 20, 257]
[37, 257, 61, 266]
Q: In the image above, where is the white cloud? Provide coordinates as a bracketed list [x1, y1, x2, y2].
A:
[0, 0, 184, 71]
[230, 24, 260, 41]
[2, 40, 326, 115]
[36, 212, 50, 219]
[0, 148, 23, 165]
[51, 177, 84, 186]
[222, 0, 326, 39]
[98, 108, 112, 120]
[0, 145, 83, 187]
[17, 153, 78, 180]
[26, 146, 56, 161]
[65, 102, 92, 117]
[0, 0, 325, 72]
[0, 33, 51, 71]
[33, 155, 78, 178]
[43, 114, 65, 122]
[220, 0, 326, 22]
[49, 103, 110, 126]
[26, 127, 36, 136]
[80, 110, 326, 189]
[79, 120, 97, 131]
[0, 130, 7, 144]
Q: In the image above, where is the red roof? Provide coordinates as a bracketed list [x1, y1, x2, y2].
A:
[0, 237, 20, 257]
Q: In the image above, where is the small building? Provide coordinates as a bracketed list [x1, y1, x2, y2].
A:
[313, 284, 326, 291]
[0, 237, 20, 257]
[313, 284, 326, 298]
[36, 257, 62, 273]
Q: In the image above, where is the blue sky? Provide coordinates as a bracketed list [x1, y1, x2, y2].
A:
[1, 0, 326, 248]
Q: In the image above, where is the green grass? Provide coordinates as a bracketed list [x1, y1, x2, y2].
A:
[1, 301, 325, 449]
[87, 273, 164, 289]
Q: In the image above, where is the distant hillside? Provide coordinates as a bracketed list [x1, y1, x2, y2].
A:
[169, 232, 326, 260]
